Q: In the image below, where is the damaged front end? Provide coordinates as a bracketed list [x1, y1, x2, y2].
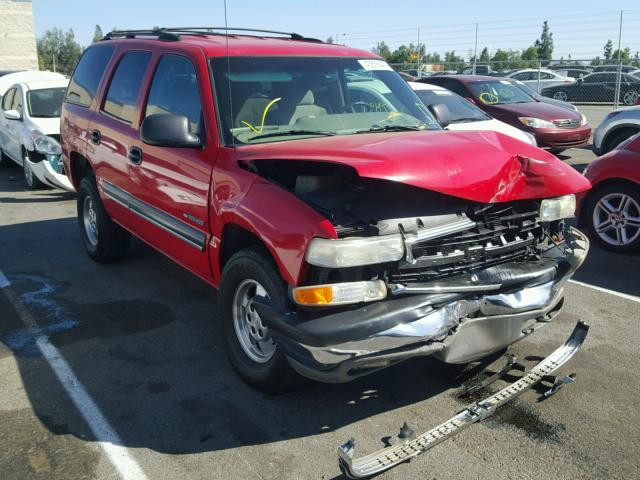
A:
[251, 160, 589, 383]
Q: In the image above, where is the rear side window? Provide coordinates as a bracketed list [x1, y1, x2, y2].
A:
[66, 45, 115, 107]
[103, 51, 152, 123]
[145, 55, 202, 135]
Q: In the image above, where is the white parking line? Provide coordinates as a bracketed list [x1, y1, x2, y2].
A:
[0, 270, 149, 480]
[568, 279, 640, 304]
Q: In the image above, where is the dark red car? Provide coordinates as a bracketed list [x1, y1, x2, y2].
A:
[60, 28, 590, 393]
[419, 75, 591, 153]
[578, 133, 640, 252]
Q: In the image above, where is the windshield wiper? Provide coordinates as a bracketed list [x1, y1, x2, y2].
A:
[355, 125, 424, 134]
[449, 117, 486, 123]
[247, 129, 335, 141]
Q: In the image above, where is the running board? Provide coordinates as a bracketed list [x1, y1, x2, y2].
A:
[337, 321, 589, 479]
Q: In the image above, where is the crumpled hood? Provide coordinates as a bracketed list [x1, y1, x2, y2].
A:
[236, 130, 591, 203]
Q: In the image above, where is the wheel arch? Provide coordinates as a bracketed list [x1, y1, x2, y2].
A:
[602, 124, 640, 153]
[578, 177, 640, 226]
[68, 151, 93, 190]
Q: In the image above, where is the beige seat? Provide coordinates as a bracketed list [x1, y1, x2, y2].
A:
[288, 90, 327, 125]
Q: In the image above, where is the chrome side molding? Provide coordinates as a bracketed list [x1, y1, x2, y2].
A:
[337, 320, 589, 479]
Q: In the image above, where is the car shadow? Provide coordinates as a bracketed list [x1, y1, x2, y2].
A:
[0, 217, 491, 459]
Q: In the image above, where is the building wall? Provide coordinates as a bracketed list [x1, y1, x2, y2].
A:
[0, 0, 38, 71]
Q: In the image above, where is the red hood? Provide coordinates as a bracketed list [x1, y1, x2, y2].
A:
[235, 130, 591, 203]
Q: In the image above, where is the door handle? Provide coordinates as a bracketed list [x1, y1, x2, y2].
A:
[90, 129, 101, 145]
[128, 147, 143, 165]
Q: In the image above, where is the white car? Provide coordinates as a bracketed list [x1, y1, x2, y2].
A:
[506, 69, 574, 92]
[409, 82, 537, 146]
[0, 76, 74, 191]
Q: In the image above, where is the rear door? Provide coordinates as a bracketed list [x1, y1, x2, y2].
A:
[128, 53, 216, 281]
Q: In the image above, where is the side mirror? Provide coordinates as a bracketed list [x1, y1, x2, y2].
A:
[428, 103, 451, 128]
[140, 113, 201, 148]
[4, 109, 21, 121]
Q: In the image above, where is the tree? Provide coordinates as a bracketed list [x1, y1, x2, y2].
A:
[520, 46, 539, 68]
[479, 47, 491, 63]
[604, 40, 613, 61]
[92, 25, 104, 43]
[37, 28, 82, 75]
[372, 41, 391, 60]
[611, 47, 631, 64]
[534, 21, 553, 64]
[444, 50, 464, 70]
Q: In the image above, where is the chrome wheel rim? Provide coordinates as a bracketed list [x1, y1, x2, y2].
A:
[23, 155, 34, 187]
[623, 91, 638, 106]
[593, 192, 640, 246]
[83, 195, 99, 248]
[553, 91, 568, 101]
[232, 279, 276, 363]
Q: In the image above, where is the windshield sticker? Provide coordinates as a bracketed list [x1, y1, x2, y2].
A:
[358, 59, 393, 71]
[479, 92, 499, 105]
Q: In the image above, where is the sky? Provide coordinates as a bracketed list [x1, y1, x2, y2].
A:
[30, 0, 640, 61]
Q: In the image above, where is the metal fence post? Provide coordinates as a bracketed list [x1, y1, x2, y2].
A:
[417, 27, 421, 78]
[537, 60, 542, 92]
[472, 23, 478, 75]
[613, 10, 623, 109]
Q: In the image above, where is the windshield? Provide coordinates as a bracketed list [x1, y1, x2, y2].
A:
[210, 57, 440, 145]
[468, 80, 535, 105]
[413, 89, 489, 123]
[27, 88, 66, 118]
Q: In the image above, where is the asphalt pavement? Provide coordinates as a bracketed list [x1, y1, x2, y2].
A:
[1, 146, 639, 480]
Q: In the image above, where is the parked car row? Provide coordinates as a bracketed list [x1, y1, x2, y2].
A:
[541, 72, 640, 106]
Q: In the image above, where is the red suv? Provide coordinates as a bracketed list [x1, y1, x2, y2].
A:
[61, 28, 590, 392]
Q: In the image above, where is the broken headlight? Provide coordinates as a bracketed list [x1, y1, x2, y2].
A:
[540, 194, 576, 222]
[305, 235, 405, 268]
[32, 131, 62, 156]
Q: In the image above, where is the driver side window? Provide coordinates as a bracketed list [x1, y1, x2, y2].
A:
[2, 88, 15, 111]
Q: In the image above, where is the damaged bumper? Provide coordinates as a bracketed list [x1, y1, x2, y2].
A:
[254, 228, 588, 383]
[27, 156, 75, 192]
[338, 320, 589, 478]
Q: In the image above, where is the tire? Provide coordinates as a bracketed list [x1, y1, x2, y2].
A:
[77, 175, 131, 262]
[622, 90, 639, 106]
[0, 146, 10, 168]
[22, 150, 44, 190]
[604, 129, 637, 154]
[553, 91, 568, 101]
[587, 182, 640, 253]
[219, 247, 299, 392]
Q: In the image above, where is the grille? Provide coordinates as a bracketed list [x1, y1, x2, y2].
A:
[390, 201, 543, 283]
[553, 119, 581, 128]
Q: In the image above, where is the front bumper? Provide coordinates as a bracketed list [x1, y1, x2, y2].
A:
[254, 228, 588, 383]
[27, 155, 75, 192]
[531, 125, 591, 150]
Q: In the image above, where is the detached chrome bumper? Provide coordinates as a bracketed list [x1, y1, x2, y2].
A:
[254, 228, 588, 383]
[338, 320, 589, 478]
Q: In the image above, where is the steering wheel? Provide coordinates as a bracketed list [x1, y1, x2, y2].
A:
[348, 101, 374, 113]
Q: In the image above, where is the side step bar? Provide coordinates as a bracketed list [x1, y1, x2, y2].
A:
[338, 321, 589, 479]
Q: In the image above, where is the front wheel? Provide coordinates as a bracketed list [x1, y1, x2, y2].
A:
[23, 150, 43, 190]
[219, 248, 299, 392]
[77, 176, 131, 262]
[587, 183, 640, 253]
[622, 90, 639, 106]
[553, 91, 569, 101]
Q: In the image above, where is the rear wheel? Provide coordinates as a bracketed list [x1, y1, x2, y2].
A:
[77, 175, 131, 262]
[587, 183, 640, 253]
[219, 248, 299, 392]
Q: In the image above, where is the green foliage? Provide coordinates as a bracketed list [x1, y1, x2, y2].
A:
[92, 25, 104, 43]
[604, 40, 613, 61]
[479, 47, 491, 63]
[611, 47, 631, 63]
[444, 51, 465, 70]
[534, 21, 553, 64]
[37, 28, 82, 75]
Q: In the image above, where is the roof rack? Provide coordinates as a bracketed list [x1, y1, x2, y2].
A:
[102, 27, 322, 43]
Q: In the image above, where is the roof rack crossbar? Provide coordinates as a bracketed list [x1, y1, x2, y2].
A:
[102, 27, 322, 43]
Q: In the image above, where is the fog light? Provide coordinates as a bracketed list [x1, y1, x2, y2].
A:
[293, 280, 387, 306]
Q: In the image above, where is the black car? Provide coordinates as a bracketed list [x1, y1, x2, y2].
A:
[593, 65, 637, 73]
[508, 78, 578, 111]
[541, 72, 640, 106]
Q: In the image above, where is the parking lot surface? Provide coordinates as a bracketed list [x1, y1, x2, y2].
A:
[1, 147, 639, 480]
